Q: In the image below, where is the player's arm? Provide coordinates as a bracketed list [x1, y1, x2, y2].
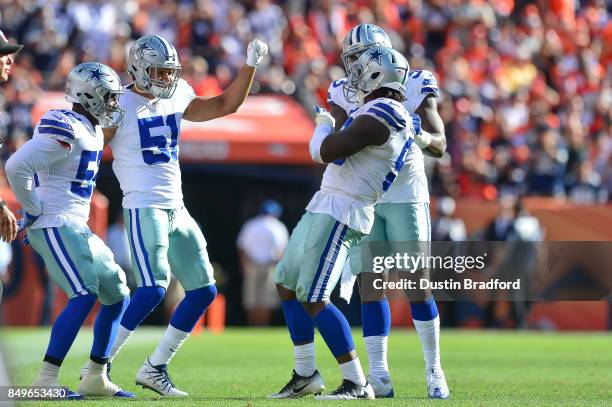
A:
[103, 126, 118, 146]
[5, 137, 70, 221]
[310, 108, 389, 164]
[329, 102, 348, 132]
[414, 95, 446, 158]
[183, 39, 268, 122]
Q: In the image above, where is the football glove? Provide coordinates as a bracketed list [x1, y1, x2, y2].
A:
[246, 39, 268, 67]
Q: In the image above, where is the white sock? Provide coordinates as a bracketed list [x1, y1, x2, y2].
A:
[413, 316, 441, 371]
[109, 325, 133, 362]
[294, 343, 316, 377]
[33, 361, 59, 385]
[86, 360, 105, 376]
[364, 335, 389, 379]
[339, 358, 366, 386]
[149, 325, 190, 366]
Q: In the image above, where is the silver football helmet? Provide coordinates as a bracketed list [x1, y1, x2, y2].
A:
[348, 47, 410, 105]
[127, 35, 182, 99]
[65, 62, 124, 128]
[341, 24, 392, 71]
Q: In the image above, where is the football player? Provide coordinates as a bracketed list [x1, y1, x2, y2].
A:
[6, 62, 133, 399]
[91, 35, 268, 396]
[331, 24, 449, 399]
[270, 47, 414, 400]
[0, 30, 22, 244]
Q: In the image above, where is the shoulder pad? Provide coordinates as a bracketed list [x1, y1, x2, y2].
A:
[36, 110, 77, 140]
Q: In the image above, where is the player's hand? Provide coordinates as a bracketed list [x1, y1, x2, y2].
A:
[0, 204, 17, 242]
[313, 106, 335, 128]
[246, 39, 268, 67]
[16, 209, 39, 234]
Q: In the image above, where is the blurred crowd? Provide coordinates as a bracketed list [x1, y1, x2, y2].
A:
[0, 0, 610, 203]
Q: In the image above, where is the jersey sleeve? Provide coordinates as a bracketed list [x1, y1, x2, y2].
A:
[327, 78, 351, 113]
[404, 70, 440, 114]
[174, 78, 197, 114]
[5, 136, 70, 216]
[361, 99, 408, 133]
[34, 110, 77, 146]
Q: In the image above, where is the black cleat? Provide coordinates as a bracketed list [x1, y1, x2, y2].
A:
[268, 370, 325, 399]
[315, 379, 375, 400]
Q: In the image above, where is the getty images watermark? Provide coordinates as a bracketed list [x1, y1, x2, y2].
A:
[357, 241, 612, 301]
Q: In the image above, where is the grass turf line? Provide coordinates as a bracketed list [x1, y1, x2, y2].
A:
[2, 328, 611, 406]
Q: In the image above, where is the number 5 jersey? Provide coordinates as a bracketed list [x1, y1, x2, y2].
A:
[109, 79, 196, 209]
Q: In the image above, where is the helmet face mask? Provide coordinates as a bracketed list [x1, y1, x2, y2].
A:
[128, 35, 182, 99]
[348, 47, 410, 105]
[65, 62, 125, 128]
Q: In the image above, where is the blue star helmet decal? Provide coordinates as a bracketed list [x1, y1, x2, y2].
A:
[367, 48, 386, 65]
[140, 38, 155, 52]
[85, 65, 111, 85]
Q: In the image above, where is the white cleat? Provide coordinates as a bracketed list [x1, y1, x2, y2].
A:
[135, 358, 188, 397]
[314, 379, 375, 400]
[427, 367, 450, 399]
[79, 369, 135, 398]
[368, 374, 395, 398]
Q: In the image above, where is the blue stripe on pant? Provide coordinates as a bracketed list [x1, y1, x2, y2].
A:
[317, 225, 348, 301]
[128, 209, 155, 286]
[307, 222, 348, 302]
[43, 228, 89, 296]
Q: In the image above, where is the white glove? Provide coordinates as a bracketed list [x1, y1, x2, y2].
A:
[246, 39, 268, 67]
[313, 105, 335, 128]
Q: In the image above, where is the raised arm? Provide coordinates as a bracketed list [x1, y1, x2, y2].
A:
[183, 39, 268, 122]
[309, 107, 389, 164]
[414, 95, 446, 158]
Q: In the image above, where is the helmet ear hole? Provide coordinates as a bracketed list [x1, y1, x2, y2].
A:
[371, 72, 381, 79]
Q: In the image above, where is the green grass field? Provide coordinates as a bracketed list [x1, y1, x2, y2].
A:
[2, 328, 611, 406]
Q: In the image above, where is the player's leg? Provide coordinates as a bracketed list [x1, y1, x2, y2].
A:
[108, 208, 171, 364]
[26, 227, 100, 399]
[135, 207, 216, 396]
[295, 214, 373, 400]
[269, 212, 321, 399]
[385, 202, 449, 399]
[78, 232, 134, 397]
[352, 213, 394, 397]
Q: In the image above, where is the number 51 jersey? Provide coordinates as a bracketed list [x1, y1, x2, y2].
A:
[109, 79, 196, 209]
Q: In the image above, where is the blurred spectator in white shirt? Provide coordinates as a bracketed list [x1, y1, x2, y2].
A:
[237, 200, 288, 326]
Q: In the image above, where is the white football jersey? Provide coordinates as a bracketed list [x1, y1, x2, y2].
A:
[306, 97, 414, 233]
[327, 70, 440, 203]
[109, 79, 196, 209]
[31, 109, 104, 228]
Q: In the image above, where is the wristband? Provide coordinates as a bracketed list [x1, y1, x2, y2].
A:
[309, 124, 332, 164]
[414, 130, 432, 149]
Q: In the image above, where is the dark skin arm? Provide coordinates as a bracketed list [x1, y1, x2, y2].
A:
[329, 102, 349, 132]
[319, 115, 389, 163]
[415, 95, 446, 158]
[183, 65, 256, 122]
